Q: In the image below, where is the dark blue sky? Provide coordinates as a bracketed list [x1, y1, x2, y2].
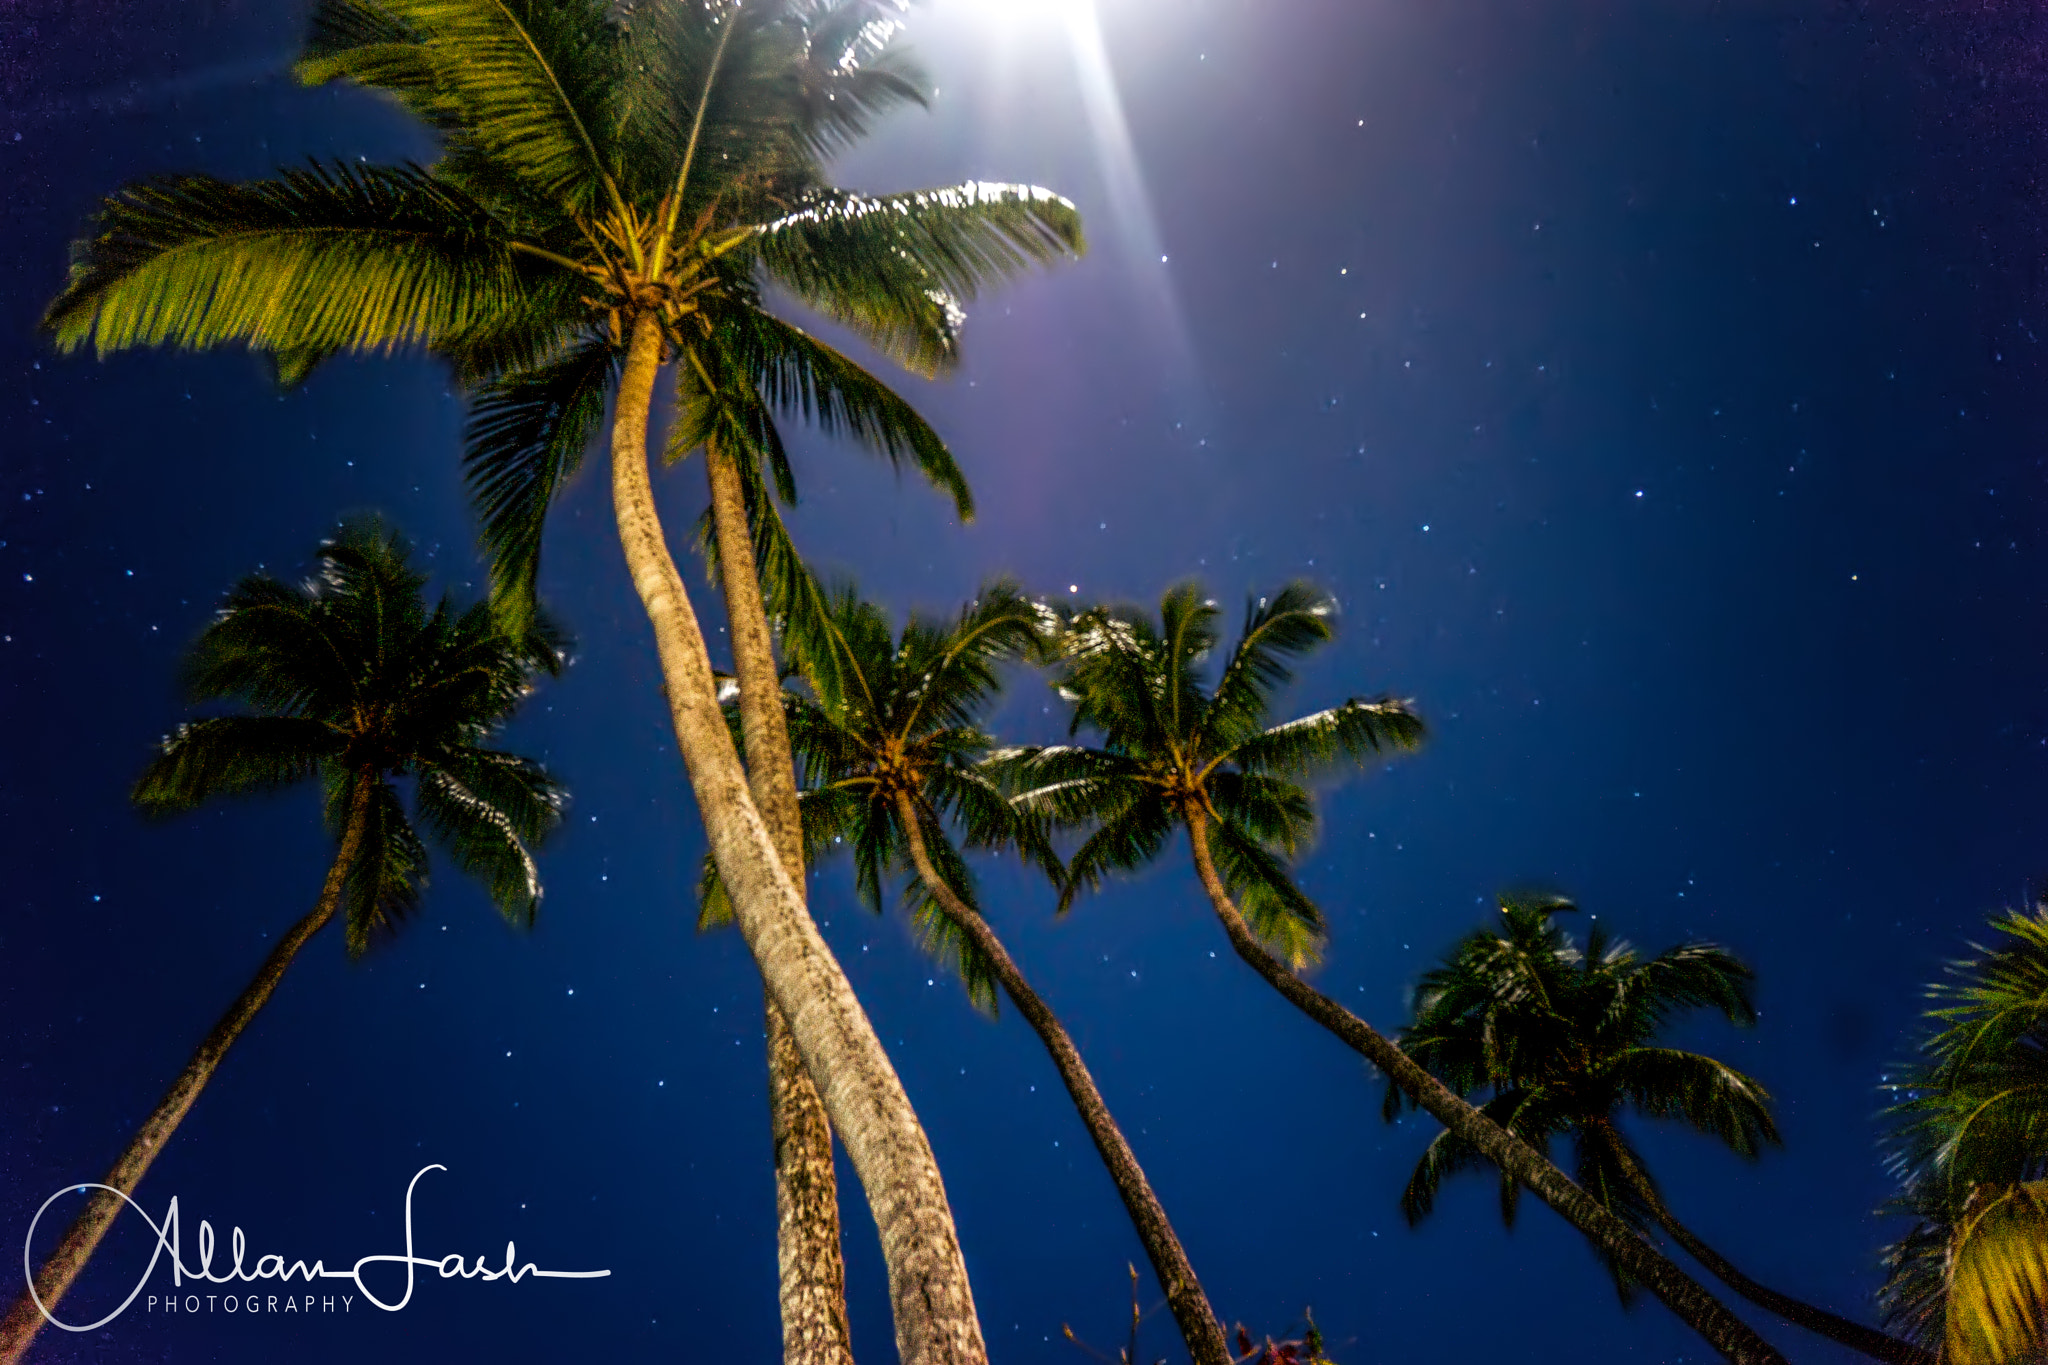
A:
[5, 1, 2047, 1361]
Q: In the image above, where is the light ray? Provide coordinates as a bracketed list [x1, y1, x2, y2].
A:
[946, 0, 1198, 396]
[1059, 0, 1198, 389]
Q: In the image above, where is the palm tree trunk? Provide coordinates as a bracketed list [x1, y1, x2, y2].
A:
[1181, 810, 1786, 1365]
[0, 778, 372, 1365]
[890, 793, 1232, 1365]
[1588, 1123, 1934, 1365]
[766, 991, 856, 1365]
[608, 313, 985, 1365]
[704, 438, 856, 1365]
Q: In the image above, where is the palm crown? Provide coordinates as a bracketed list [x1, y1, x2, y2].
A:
[702, 581, 1048, 1010]
[1881, 902, 2048, 1363]
[133, 520, 566, 953]
[1389, 898, 1773, 1253]
[46, 0, 1083, 624]
[1004, 582, 1422, 967]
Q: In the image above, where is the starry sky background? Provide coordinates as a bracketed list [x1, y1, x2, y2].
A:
[5, 1, 2048, 1361]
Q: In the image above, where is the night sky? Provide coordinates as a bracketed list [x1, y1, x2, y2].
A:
[4, 2, 2047, 1362]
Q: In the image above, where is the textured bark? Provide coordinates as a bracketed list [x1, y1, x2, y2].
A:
[609, 314, 984, 1365]
[1589, 1123, 1934, 1365]
[0, 779, 370, 1365]
[768, 993, 855, 1365]
[1182, 810, 1787, 1365]
[892, 794, 1232, 1365]
[704, 438, 855, 1365]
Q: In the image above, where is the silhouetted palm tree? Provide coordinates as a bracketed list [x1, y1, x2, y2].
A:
[1008, 582, 1788, 1365]
[0, 522, 564, 1365]
[45, 3, 1083, 1355]
[1393, 896, 1930, 1365]
[703, 582, 1232, 1365]
[1883, 901, 2048, 1365]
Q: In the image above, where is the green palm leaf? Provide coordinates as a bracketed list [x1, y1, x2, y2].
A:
[1224, 697, 1424, 779]
[133, 716, 342, 812]
[299, 0, 627, 213]
[1603, 1047, 1779, 1157]
[45, 163, 543, 359]
[1201, 813, 1325, 969]
[1199, 582, 1336, 750]
[723, 308, 970, 515]
[754, 181, 1083, 375]
[339, 777, 429, 955]
[1943, 1180, 2048, 1365]
[464, 335, 617, 629]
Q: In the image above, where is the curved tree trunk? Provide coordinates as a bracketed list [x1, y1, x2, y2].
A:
[704, 437, 856, 1365]
[1589, 1123, 1934, 1365]
[891, 793, 1232, 1365]
[1181, 810, 1786, 1365]
[0, 779, 371, 1365]
[609, 314, 985, 1365]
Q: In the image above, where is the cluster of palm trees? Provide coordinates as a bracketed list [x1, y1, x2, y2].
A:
[5, 2, 2042, 1364]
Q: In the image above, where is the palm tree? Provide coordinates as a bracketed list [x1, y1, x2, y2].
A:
[0, 522, 565, 1365]
[1882, 901, 2048, 1365]
[701, 582, 1233, 1365]
[1391, 896, 1932, 1365]
[1008, 582, 1789, 1365]
[44, 3, 1083, 1358]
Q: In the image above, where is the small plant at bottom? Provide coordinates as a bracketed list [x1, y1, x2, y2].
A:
[1060, 1265, 1339, 1365]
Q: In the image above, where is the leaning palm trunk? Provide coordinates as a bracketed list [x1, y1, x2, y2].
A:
[0, 783, 370, 1365]
[704, 439, 855, 1365]
[1589, 1124, 1934, 1365]
[1182, 810, 1786, 1365]
[891, 794, 1231, 1365]
[609, 316, 984, 1365]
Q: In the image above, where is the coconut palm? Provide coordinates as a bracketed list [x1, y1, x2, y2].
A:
[1007, 582, 1788, 1365]
[0, 522, 564, 1365]
[44, 3, 1083, 1358]
[1882, 901, 2048, 1365]
[1391, 896, 1931, 1365]
[700, 582, 1233, 1365]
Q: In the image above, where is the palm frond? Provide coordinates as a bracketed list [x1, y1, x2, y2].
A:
[754, 181, 1083, 375]
[722, 308, 969, 515]
[1206, 769, 1316, 857]
[1057, 790, 1173, 913]
[901, 810, 1001, 1017]
[1603, 1047, 1779, 1158]
[340, 777, 429, 956]
[1399, 1126, 1492, 1226]
[1944, 1181, 2048, 1365]
[45, 163, 551, 359]
[1155, 583, 1221, 744]
[695, 848, 736, 932]
[1202, 814, 1326, 969]
[413, 760, 552, 927]
[1398, 1089, 1546, 1226]
[1200, 581, 1336, 749]
[1223, 697, 1424, 779]
[464, 335, 617, 630]
[783, 0, 929, 158]
[132, 716, 341, 813]
[299, 0, 627, 214]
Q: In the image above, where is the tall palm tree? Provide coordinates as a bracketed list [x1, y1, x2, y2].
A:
[1882, 901, 2048, 1365]
[0, 522, 565, 1365]
[44, 4, 1082, 1359]
[1007, 582, 1789, 1365]
[701, 582, 1233, 1365]
[1391, 896, 1932, 1365]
